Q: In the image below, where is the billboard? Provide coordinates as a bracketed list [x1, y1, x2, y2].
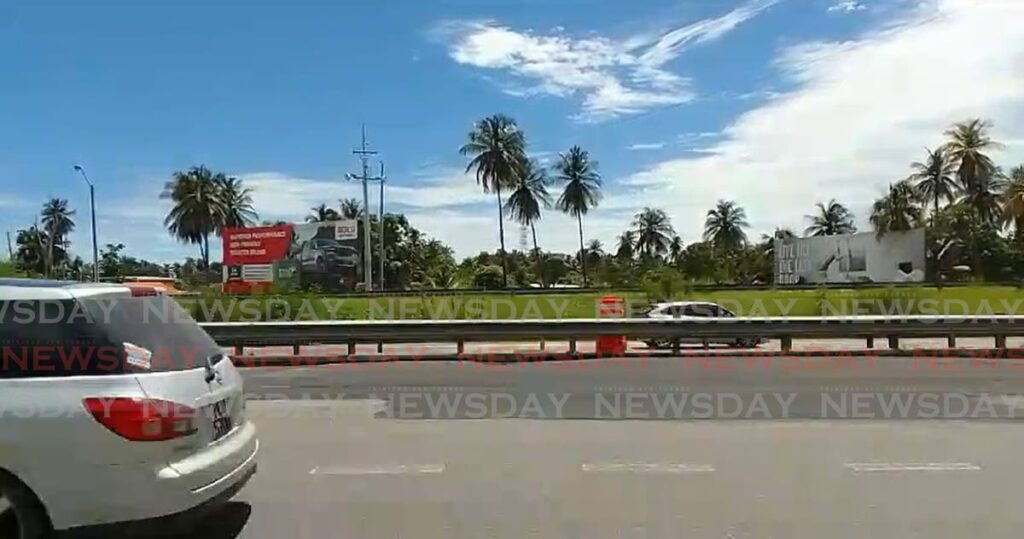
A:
[774, 229, 925, 285]
[222, 221, 361, 294]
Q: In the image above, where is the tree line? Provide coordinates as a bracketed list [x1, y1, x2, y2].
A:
[8, 116, 1023, 288]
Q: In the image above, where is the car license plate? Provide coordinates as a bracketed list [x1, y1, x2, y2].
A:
[209, 398, 234, 441]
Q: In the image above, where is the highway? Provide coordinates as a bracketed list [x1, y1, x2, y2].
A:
[115, 355, 1024, 537]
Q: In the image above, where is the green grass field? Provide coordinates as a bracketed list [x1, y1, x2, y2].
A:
[178, 285, 1024, 322]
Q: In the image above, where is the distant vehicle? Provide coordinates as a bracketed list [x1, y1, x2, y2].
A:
[0, 279, 258, 538]
[298, 238, 358, 274]
[640, 301, 763, 349]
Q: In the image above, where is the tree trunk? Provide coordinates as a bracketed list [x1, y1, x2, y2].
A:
[531, 223, 543, 287]
[202, 234, 210, 277]
[495, 184, 508, 288]
[1017, 216, 1024, 245]
[577, 213, 588, 287]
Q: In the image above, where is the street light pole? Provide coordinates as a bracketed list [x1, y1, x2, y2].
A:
[347, 125, 385, 291]
[73, 165, 99, 283]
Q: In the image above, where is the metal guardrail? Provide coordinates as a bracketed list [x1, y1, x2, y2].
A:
[201, 316, 1024, 354]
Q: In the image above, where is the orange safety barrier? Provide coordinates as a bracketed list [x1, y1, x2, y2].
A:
[595, 295, 627, 356]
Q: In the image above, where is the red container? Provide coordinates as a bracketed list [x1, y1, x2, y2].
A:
[596, 295, 627, 356]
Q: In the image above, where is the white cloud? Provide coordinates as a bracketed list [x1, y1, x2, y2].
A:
[828, 0, 867, 13]
[627, 142, 666, 151]
[625, 0, 1024, 243]
[435, 0, 778, 121]
[240, 172, 358, 220]
[387, 168, 492, 208]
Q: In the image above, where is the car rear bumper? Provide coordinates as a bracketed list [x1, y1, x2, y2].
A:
[59, 459, 256, 538]
[59, 441, 258, 537]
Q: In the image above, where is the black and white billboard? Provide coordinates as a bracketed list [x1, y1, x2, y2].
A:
[774, 229, 925, 285]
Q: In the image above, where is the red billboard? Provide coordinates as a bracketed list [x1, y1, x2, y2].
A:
[222, 225, 293, 265]
[221, 222, 361, 294]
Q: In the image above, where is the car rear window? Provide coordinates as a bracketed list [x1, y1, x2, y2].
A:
[1, 299, 120, 379]
[1, 296, 222, 379]
[80, 295, 224, 372]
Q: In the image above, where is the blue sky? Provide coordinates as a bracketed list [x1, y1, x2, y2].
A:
[2, 0, 1023, 262]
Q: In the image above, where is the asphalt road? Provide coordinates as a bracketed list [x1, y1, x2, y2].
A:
[91, 355, 1024, 537]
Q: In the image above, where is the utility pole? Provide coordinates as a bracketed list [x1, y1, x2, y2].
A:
[346, 125, 385, 291]
[5, 231, 13, 260]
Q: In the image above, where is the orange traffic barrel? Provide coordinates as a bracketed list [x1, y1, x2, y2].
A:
[596, 295, 627, 356]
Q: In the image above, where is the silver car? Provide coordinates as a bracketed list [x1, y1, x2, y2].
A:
[0, 279, 258, 538]
[641, 301, 763, 349]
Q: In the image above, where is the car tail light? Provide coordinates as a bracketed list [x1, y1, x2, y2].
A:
[83, 398, 197, 442]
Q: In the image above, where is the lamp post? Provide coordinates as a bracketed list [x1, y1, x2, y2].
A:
[73, 165, 99, 282]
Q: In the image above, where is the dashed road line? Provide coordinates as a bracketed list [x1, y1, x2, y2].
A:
[582, 462, 716, 474]
[311, 464, 446, 476]
[844, 462, 981, 473]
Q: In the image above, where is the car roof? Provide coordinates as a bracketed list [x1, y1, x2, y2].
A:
[655, 301, 719, 308]
[0, 278, 131, 301]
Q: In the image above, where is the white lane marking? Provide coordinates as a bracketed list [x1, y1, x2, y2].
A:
[844, 462, 981, 473]
[311, 464, 446, 476]
[260, 384, 291, 389]
[582, 463, 716, 474]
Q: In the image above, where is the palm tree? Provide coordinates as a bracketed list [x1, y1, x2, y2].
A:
[1002, 165, 1024, 243]
[555, 146, 602, 286]
[163, 165, 225, 270]
[40, 198, 76, 277]
[306, 204, 340, 223]
[668, 235, 684, 266]
[633, 207, 675, 260]
[703, 200, 749, 251]
[943, 119, 1004, 222]
[460, 114, 527, 288]
[804, 199, 855, 236]
[870, 181, 923, 237]
[504, 158, 552, 284]
[961, 167, 1006, 227]
[908, 147, 957, 215]
[615, 230, 636, 260]
[14, 226, 50, 275]
[339, 198, 362, 219]
[216, 176, 258, 229]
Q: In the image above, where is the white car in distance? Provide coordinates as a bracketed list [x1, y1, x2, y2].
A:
[641, 301, 763, 349]
[0, 279, 257, 538]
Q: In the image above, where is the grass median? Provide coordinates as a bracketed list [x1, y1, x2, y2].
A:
[177, 285, 1024, 322]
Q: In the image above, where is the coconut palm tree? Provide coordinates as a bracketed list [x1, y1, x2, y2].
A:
[306, 204, 340, 223]
[615, 230, 636, 260]
[703, 200, 749, 251]
[40, 198, 76, 277]
[504, 158, 552, 284]
[216, 175, 258, 229]
[163, 165, 226, 270]
[14, 226, 51, 275]
[961, 167, 1006, 227]
[554, 146, 602, 287]
[1002, 165, 1024, 243]
[943, 119, 1004, 221]
[339, 198, 362, 219]
[460, 114, 526, 288]
[668, 235, 684, 266]
[908, 147, 957, 216]
[804, 199, 855, 236]
[633, 207, 675, 260]
[585, 239, 605, 272]
[870, 181, 923, 238]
